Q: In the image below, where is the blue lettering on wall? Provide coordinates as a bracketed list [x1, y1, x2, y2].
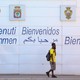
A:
[0, 38, 17, 44]
[0, 27, 16, 35]
[22, 27, 60, 35]
[65, 36, 80, 45]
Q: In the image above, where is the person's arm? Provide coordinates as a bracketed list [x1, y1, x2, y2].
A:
[51, 54, 54, 62]
[50, 49, 54, 62]
[55, 49, 56, 56]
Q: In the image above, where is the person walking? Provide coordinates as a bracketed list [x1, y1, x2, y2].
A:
[46, 43, 57, 78]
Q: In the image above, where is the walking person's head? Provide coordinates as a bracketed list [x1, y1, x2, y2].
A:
[52, 43, 56, 49]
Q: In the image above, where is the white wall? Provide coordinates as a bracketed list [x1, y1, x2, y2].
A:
[0, 0, 80, 75]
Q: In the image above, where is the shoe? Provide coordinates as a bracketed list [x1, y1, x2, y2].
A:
[52, 75, 57, 78]
[46, 72, 49, 77]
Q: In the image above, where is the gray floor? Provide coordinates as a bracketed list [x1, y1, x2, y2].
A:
[0, 74, 80, 80]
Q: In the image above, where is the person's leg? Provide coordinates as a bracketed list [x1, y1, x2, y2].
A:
[51, 63, 57, 78]
[46, 71, 49, 77]
[52, 70, 53, 75]
[46, 62, 52, 77]
[46, 69, 51, 77]
[52, 70, 55, 77]
[48, 69, 52, 73]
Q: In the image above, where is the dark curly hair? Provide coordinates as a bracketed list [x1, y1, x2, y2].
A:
[52, 43, 56, 49]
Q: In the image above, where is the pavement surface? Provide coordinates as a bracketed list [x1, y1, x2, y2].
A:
[0, 74, 80, 80]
